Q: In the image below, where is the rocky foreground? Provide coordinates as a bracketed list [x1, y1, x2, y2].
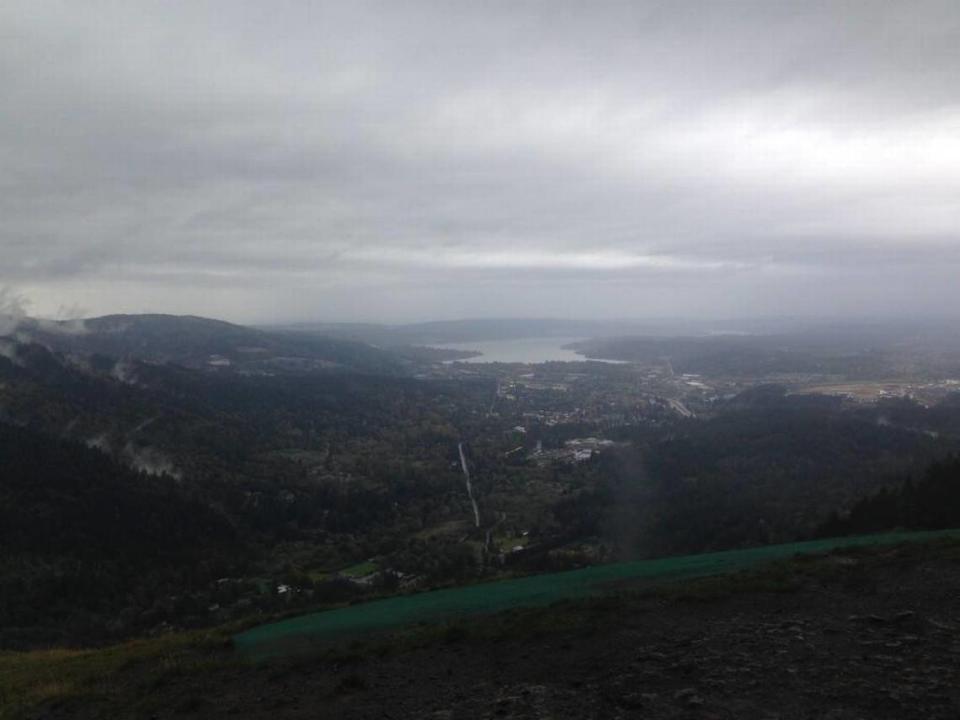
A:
[35, 541, 960, 720]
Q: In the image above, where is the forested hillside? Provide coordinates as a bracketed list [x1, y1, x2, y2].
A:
[22, 314, 402, 375]
[819, 456, 960, 537]
[0, 423, 238, 648]
[5, 324, 960, 651]
[601, 389, 960, 557]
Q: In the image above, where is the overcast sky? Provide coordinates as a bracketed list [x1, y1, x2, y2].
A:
[2, 1, 959, 323]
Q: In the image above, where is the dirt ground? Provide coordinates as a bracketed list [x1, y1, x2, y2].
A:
[34, 542, 960, 720]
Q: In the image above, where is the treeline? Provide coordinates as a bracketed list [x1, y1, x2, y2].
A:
[819, 456, 960, 537]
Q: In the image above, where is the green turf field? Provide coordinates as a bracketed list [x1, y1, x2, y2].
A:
[234, 529, 960, 660]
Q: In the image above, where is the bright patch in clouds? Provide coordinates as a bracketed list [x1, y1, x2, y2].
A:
[346, 247, 747, 271]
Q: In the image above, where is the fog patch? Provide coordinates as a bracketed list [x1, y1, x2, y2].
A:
[0, 338, 23, 366]
[85, 434, 112, 452]
[0, 288, 30, 337]
[123, 442, 181, 479]
[111, 360, 141, 385]
[0, 288, 88, 341]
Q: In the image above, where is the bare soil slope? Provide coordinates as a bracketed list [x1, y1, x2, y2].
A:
[27, 541, 960, 720]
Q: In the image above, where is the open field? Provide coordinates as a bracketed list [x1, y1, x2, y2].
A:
[792, 382, 914, 402]
[790, 380, 960, 405]
[338, 561, 379, 578]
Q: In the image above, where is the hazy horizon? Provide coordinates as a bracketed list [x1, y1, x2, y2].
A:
[3, 1, 960, 323]
[6, 301, 960, 330]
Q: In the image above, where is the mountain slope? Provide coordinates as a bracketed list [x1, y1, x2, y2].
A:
[0, 422, 238, 648]
[20, 314, 402, 375]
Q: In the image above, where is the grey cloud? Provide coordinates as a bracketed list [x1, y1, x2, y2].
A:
[1, 1, 959, 322]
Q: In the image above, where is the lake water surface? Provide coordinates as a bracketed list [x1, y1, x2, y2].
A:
[432, 336, 601, 364]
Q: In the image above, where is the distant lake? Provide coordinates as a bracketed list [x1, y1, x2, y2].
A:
[431, 336, 616, 364]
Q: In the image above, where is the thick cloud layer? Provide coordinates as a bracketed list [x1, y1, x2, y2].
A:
[2, 1, 959, 322]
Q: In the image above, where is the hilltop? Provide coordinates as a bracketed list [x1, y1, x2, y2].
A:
[4, 538, 960, 719]
[16, 313, 402, 375]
